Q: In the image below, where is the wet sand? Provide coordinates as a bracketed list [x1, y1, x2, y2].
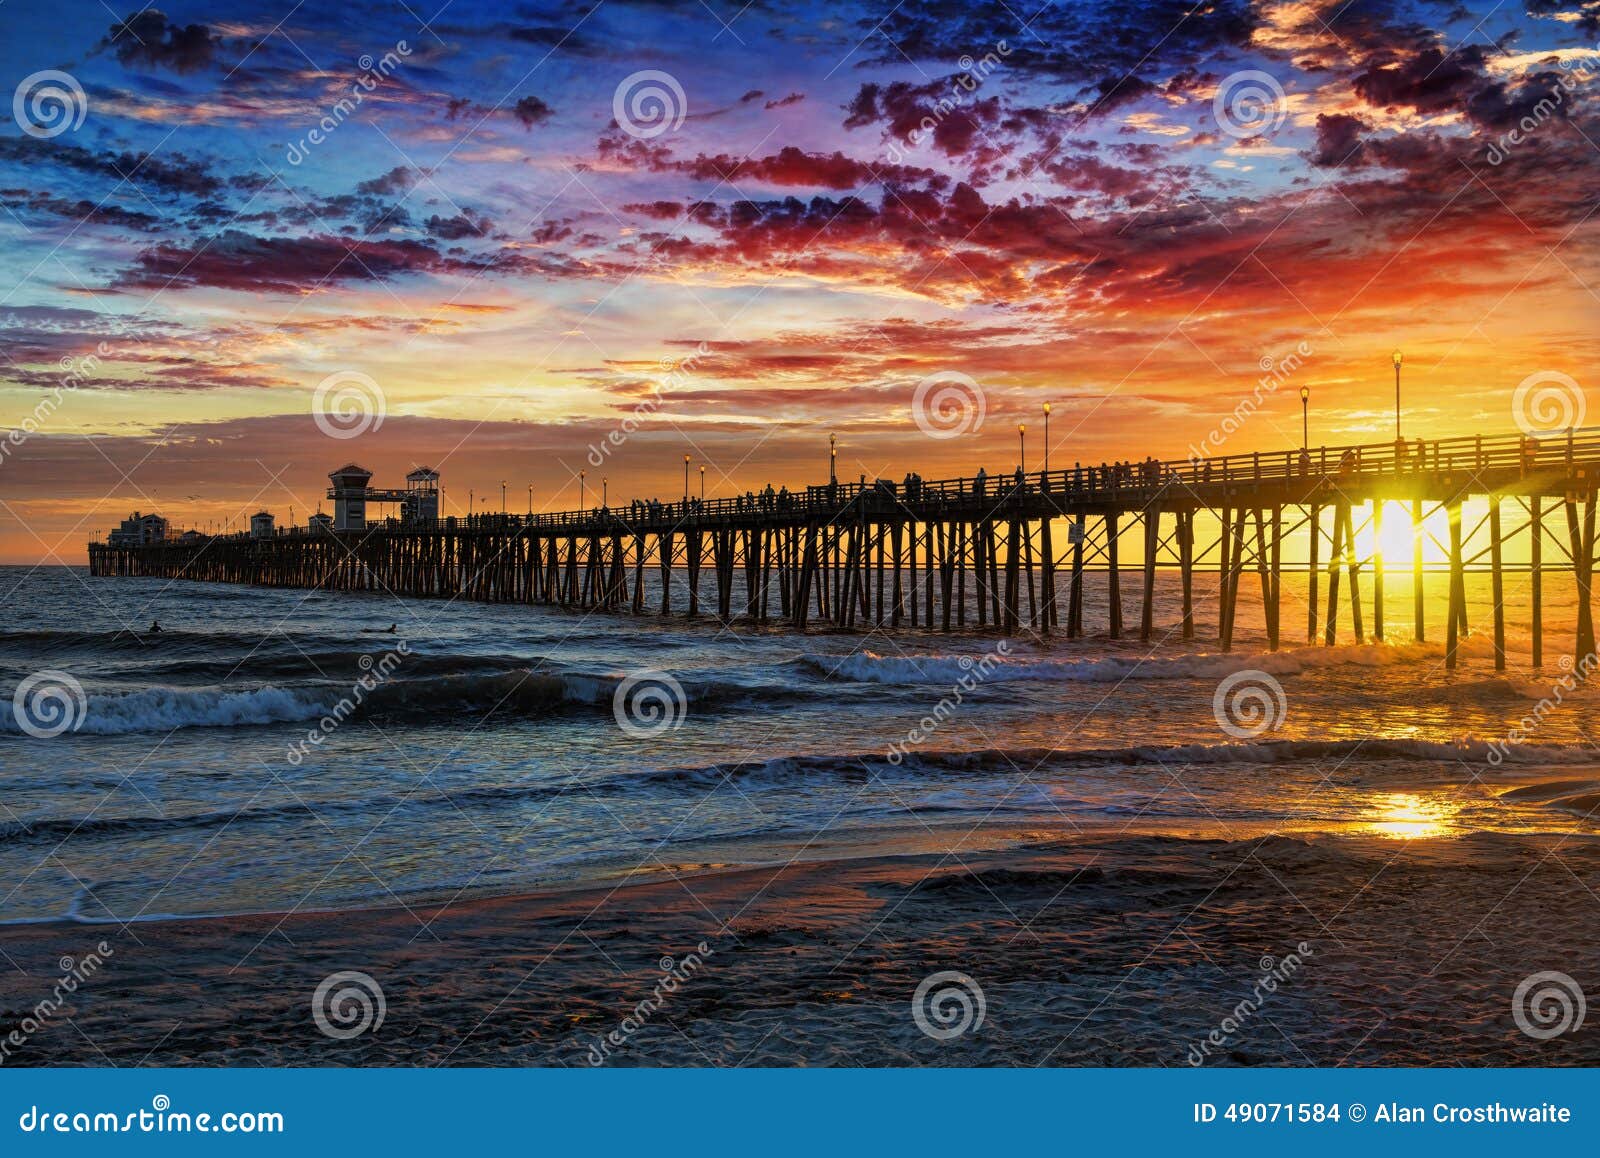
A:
[2, 828, 1597, 1066]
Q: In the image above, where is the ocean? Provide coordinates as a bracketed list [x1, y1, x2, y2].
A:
[1, 564, 1596, 927]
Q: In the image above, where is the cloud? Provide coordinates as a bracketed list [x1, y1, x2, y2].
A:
[0, 137, 223, 197]
[512, 95, 555, 129]
[100, 9, 218, 74]
[108, 230, 521, 294]
[356, 166, 421, 196]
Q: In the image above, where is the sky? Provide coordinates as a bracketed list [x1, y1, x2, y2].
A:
[0, 0, 1597, 561]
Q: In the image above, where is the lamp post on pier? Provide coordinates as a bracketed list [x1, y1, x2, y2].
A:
[1392, 349, 1403, 440]
[683, 455, 691, 503]
[1018, 423, 1026, 472]
[500, 480, 506, 513]
[602, 477, 608, 509]
[1300, 386, 1310, 450]
[699, 464, 705, 501]
[579, 471, 586, 515]
[527, 484, 532, 515]
[1043, 402, 1051, 474]
[829, 433, 836, 485]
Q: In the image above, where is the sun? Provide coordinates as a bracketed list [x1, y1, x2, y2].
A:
[1364, 501, 1454, 570]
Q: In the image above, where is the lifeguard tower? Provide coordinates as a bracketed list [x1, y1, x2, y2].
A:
[327, 464, 373, 531]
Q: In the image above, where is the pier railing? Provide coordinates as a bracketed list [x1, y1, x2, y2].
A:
[124, 426, 1600, 545]
[87, 426, 1599, 664]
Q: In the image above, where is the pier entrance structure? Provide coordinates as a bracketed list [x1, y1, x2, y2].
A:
[89, 429, 1600, 669]
[326, 464, 441, 530]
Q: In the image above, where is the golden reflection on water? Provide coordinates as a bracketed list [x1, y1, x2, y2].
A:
[1364, 792, 1459, 839]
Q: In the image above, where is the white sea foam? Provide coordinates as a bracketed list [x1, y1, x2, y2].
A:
[805, 638, 1490, 686]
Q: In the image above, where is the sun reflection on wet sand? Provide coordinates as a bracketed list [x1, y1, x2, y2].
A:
[1365, 793, 1460, 839]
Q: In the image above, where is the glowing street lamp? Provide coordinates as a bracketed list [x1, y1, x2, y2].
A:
[1043, 403, 1051, 474]
[1018, 422, 1027, 472]
[1300, 386, 1310, 450]
[829, 433, 837, 485]
[1392, 349, 1403, 440]
[527, 484, 533, 514]
[699, 464, 705, 500]
[683, 455, 691, 502]
[579, 470, 586, 514]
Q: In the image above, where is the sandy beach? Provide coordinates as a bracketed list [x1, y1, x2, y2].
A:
[3, 825, 1596, 1067]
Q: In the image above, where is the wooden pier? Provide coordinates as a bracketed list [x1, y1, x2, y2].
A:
[88, 429, 1600, 667]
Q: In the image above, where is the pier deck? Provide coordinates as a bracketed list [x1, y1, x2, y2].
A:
[88, 428, 1600, 667]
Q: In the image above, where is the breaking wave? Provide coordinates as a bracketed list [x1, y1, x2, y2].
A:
[0, 669, 791, 736]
